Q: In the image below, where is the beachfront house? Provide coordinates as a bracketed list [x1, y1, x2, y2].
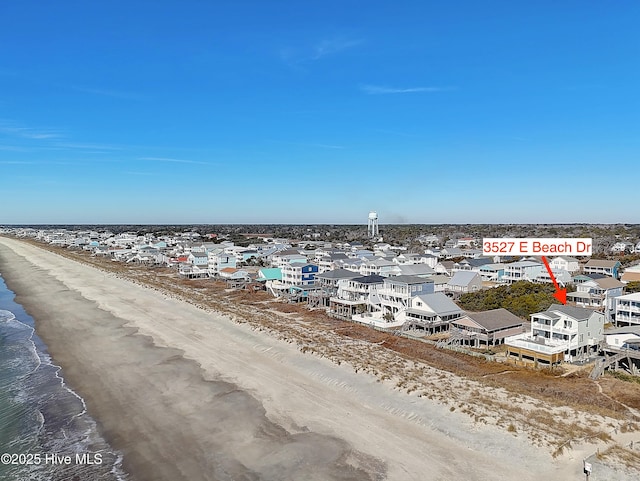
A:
[403, 292, 464, 335]
[603, 325, 640, 349]
[307, 268, 361, 309]
[281, 263, 319, 288]
[377, 275, 435, 320]
[208, 250, 237, 277]
[505, 305, 605, 365]
[329, 275, 385, 319]
[450, 309, 525, 347]
[187, 251, 209, 268]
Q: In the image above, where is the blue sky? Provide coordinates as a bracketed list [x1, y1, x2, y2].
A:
[1, 1, 638, 224]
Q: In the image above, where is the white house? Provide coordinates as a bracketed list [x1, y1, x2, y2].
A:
[506, 305, 605, 364]
[611, 241, 634, 254]
[604, 325, 640, 349]
[614, 292, 640, 326]
[534, 268, 572, 287]
[377, 275, 435, 319]
[502, 261, 544, 284]
[281, 263, 319, 287]
[208, 250, 237, 277]
[403, 292, 464, 334]
[359, 258, 397, 277]
[187, 251, 209, 268]
[550, 256, 580, 275]
[329, 275, 385, 318]
[567, 277, 624, 321]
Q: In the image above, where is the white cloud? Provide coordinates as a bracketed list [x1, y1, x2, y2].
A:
[0, 121, 63, 140]
[313, 38, 364, 60]
[360, 84, 455, 95]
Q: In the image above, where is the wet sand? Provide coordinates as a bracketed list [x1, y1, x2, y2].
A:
[0, 237, 596, 480]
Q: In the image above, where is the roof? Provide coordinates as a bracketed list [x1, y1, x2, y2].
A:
[394, 264, 435, 276]
[591, 277, 625, 289]
[585, 259, 620, 268]
[385, 275, 433, 285]
[460, 258, 493, 268]
[257, 268, 282, 281]
[220, 267, 238, 274]
[605, 325, 640, 335]
[582, 273, 609, 280]
[452, 308, 524, 332]
[553, 256, 579, 262]
[412, 292, 462, 315]
[545, 304, 599, 321]
[351, 275, 386, 285]
[429, 274, 451, 284]
[316, 268, 360, 280]
[447, 271, 481, 287]
[621, 272, 640, 282]
[617, 292, 640, 302]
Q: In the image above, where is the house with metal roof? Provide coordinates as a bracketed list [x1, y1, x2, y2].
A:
[446, 271, 482, 294]
[403, 292, 464, 335]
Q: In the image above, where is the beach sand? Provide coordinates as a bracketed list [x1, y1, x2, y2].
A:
[0, 237, 622, 480]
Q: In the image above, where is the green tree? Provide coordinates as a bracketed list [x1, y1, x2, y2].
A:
[625, 281, 640, 294]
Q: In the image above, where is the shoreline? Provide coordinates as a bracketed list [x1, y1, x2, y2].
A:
[0, 237, 637, 480]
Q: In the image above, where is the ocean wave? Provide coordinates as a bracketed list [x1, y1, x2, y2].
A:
[0, 306, 128, 481]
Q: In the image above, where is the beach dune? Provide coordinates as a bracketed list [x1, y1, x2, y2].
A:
[0, 237, 578, 480]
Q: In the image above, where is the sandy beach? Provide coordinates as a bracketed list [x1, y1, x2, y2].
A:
[0, 236, 635, 481]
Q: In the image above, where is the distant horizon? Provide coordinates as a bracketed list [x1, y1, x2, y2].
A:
[2, 2, 638, 224]
[3, 222, 640, 228]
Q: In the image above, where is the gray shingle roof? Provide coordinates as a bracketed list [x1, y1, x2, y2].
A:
[455, 308, 524, 331]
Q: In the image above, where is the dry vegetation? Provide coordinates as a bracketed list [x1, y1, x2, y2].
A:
[20, 239, 640, 460]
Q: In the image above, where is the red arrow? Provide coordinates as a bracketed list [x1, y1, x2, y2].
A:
[541, 256, 567, 304]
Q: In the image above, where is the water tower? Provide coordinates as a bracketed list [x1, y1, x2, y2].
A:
[367, 211, 379, 238]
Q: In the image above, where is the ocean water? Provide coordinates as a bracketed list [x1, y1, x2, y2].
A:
[0, 274, 127, 481]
